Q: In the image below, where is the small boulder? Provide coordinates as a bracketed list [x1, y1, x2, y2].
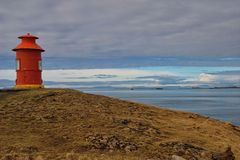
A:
[172, 155, 186, 160]
[212, 147, 235, 160]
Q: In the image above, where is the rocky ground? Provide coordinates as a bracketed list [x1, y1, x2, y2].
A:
[0, 89, 239, 160]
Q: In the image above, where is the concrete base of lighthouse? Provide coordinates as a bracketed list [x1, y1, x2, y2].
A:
[14, 84, 44, 89]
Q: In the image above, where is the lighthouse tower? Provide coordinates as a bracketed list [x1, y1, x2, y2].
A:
[12, 33, 45, 89]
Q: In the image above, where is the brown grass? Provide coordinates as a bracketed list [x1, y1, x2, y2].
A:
[0, 89, 239, 159]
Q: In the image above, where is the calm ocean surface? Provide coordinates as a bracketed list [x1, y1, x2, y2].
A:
[82, 88, 240, 126]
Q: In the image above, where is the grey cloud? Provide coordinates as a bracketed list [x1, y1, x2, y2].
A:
[207, 71, 240, 85]
[187, 71, 240, 87]
[1, 55, 240, 70]
[44, 80, 156, 86]
[66, 74, 118, 79]
[136, 75, 186, 85]
[94, 74, 118, 79]
[0, 0, 240, 58]
[209, 70, 240, 75]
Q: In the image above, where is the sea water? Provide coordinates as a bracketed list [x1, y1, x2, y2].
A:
[82, 88, 240, 126]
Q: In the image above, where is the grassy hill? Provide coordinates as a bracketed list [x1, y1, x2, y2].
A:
[0, 89, 239, 160]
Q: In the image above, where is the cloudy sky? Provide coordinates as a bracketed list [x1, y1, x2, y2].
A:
[0, 0, 240, 58]
[0, 0, 240, 88]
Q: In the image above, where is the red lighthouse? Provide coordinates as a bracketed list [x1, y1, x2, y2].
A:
[12, 33, 45, 89]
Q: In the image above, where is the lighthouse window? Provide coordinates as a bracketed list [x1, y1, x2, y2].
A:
[16, 59, 20, 70]
[39, 60, 42, 70]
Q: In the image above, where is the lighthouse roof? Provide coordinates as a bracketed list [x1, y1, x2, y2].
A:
[18, 33, 39, 39]
[13, 33, 45, 52]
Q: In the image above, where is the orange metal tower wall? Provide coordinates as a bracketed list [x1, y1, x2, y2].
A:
[15, 50, 42, 85]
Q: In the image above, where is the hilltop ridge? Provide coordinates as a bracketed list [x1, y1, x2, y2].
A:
[0, 89, 239, 160]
